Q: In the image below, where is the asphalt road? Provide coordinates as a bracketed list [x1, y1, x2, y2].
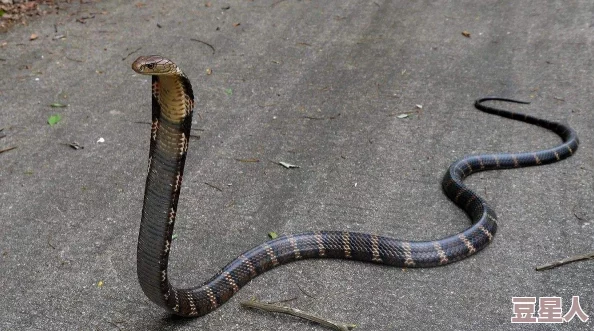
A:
[1, 1, 593, 330]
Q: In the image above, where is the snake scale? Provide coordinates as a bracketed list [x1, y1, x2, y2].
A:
[131, 55, 579, 317]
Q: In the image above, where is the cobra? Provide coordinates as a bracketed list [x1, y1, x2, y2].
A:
[131, 55, 579, 317]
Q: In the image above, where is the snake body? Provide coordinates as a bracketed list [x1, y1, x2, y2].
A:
[132, 55, 579, 317]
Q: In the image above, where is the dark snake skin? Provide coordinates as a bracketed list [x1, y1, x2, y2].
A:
[132, 56, 579, 317]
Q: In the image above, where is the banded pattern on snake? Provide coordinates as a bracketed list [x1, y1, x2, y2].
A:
[131, 55, 579, 317]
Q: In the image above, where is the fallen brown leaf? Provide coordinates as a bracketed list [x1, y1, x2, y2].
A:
[23, 2, 37, 10]
[29, 33, 38, 41]
[461, 31, 471, 38]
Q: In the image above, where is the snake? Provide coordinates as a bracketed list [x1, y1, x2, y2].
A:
[131, 55, 579, 317]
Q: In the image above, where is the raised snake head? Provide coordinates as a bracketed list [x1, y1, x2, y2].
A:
[132, 55, 181, 76]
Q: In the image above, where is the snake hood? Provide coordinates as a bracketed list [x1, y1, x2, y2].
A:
[132, 55, 194, 123]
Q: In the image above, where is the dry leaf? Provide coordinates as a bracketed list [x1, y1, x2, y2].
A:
[65, 142, 84, 150]
[23, 2, 37, 10]
[206, 68, 212, 75]
[233, 22, 241, 27]
[278, 161, 299, 169]
[29, 33, 38, 41]
[461, 31, 471, 38]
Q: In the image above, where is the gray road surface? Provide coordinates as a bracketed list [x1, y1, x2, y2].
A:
[1, 1, 593, 330]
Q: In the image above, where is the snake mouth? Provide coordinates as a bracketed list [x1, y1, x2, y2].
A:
[131, 60, 145, 74]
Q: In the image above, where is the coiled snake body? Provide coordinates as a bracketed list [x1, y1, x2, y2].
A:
[132, 55, 579, 317]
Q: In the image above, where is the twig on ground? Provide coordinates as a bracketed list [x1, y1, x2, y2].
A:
[304, 113, 340, 120]
[235, 158, 260, 163]
[271, 0, 288, 7]
[65, 56, 84, 63]
[204, 182, 223, 192]
[536, 251, 594, 271]
[122, 47, 142, 61]
[241, 299, 357, 331]
[190, 38, 216, 54]
[107, 320, 125, 330]
[296, 283, 317, 298]
[0, 146, 17, 154]
[571, 205, 587, 222]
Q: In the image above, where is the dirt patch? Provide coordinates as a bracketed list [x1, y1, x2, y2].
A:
[0, 0, 71, 32]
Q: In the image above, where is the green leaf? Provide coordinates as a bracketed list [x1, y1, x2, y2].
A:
[47, 114, 62, 126]
[50, 103, 68, 108]
[268, 232, 278, 239]
[172, 234, 178, 240]
[224, 88, 233, 96]
[0, 9, 5, 17]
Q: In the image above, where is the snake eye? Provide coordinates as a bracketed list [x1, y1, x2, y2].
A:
[146, 63, 156, 70]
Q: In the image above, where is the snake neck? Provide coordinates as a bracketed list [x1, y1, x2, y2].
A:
[138, 73, 193, 311]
